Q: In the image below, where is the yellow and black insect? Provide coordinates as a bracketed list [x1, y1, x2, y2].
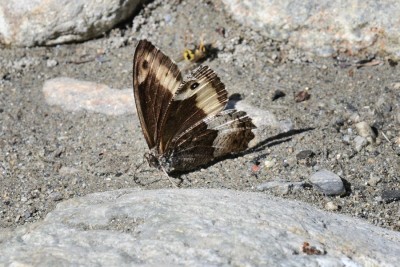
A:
[178, 35, 216, 64]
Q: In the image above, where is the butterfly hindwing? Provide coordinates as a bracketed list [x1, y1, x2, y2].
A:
[164, 110, 256, 171]
[161, 66, 228, 152]
[133, 40, 182, 149]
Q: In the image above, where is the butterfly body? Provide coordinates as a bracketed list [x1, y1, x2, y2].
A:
[133, 40, 256, 173]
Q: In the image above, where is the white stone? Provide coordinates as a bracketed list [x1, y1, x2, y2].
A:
[0, 189, 399, 266]
[325, 201, 339, 211]
[42, 77, 135, 116]
[355, 121, 376, 143]
[46, 59, 58, 68]
[0, 0, 142, 46]
[264, 158, 276, 168]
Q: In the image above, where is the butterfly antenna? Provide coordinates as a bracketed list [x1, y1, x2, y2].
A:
[132, 157, 147, 185]
[135, 157, 146, 171]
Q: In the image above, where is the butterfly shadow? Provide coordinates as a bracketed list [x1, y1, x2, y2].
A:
[168, 127, 315, 178]
[248, 127, 315, 154]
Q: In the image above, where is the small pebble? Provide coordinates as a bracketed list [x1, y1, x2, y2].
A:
[46, 59, 58, 68]
[24, 210, 32, 219]
[271, 90, 286, 101]
[282, 160, 289, 167]
[348, 113, 361, 123]
[342, 135, 350, 144]
[264, 159, 276, 168]
[251, 164, 261, 173]
[325, 201, 339, 211]
[375, 97, 392, 113]
[367, 176, 382, 186]
[395, 136, 400, 145]
[295, 90, 311, 102]
[332, 117, 345, 131]
[354, 136, 368, 152]
[355, 121, 376, 143]
[393, 137, 400, 156]
[296, 150, 315, 160]
[347, 128, 353, 135]
[309, 169, 346, 196]
[215, 27, 226, 37]
[392, 82, 400, 90]
[256, 181, 305, 195]
[49, 192, 63, 202]
[279, 119, 294, 132]
[381, 190, 400, 203]
[296, 150, 315, 166]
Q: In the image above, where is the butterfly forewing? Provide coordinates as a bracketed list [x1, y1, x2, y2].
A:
[133, 40, 182, 149]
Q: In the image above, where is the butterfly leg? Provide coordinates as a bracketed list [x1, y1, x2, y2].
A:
[160, 166, 179, 188]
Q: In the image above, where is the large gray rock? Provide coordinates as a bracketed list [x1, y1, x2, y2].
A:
[0, 0, 143, 46]
[0, 189, 399, 266]
[222, 0, 400, 58]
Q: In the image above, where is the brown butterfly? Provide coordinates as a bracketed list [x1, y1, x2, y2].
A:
[133, 40, 256, 174]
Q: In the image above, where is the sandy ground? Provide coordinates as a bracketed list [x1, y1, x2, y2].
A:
[1, 0, 399, 230]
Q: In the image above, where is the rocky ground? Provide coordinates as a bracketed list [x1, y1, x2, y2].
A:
[1, 0, 399, 232]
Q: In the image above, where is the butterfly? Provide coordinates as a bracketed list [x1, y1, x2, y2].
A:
[133, 40, 256, 174]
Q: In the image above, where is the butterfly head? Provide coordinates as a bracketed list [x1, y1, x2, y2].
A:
[144, 151, 160, 169]
[144, 150, 173, 173]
